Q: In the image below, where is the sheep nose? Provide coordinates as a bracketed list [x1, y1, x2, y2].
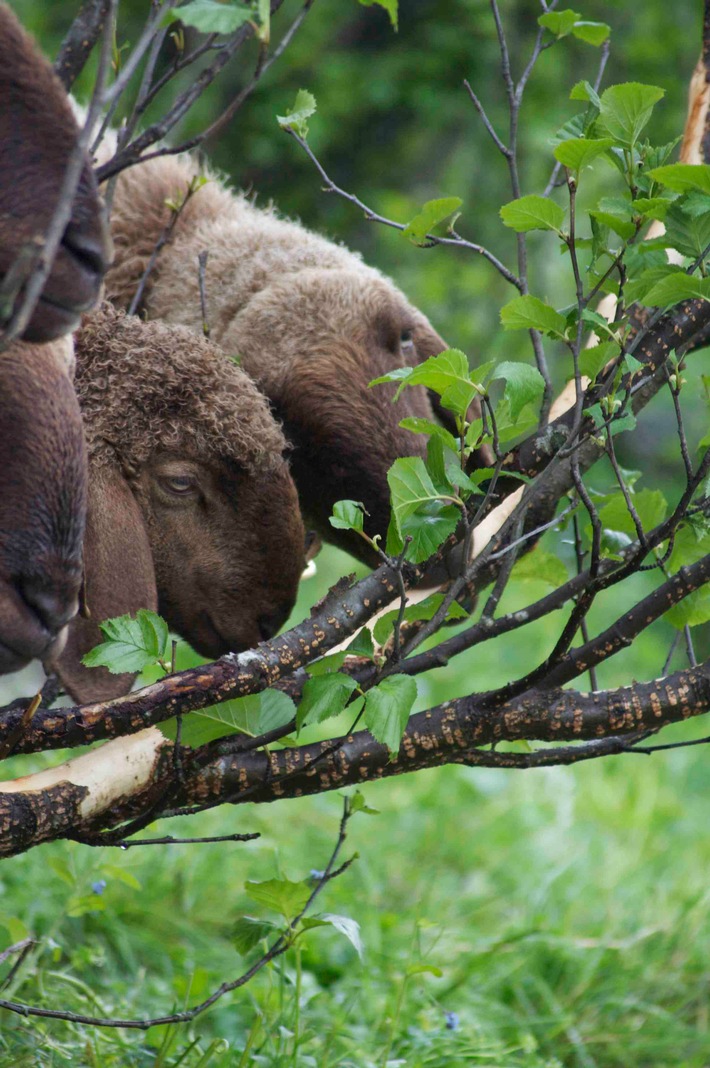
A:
[62, 218, 113, 278]
[20, 578, 79, 637]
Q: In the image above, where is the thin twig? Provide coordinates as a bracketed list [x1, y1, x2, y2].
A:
[283, 129, 522, 290]
[197, 250, 211, 338]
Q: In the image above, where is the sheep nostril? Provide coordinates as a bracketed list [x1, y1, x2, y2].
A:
[20, 579, 79, 637]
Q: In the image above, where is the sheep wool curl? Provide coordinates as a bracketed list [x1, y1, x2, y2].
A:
[74, 302, 287, 474]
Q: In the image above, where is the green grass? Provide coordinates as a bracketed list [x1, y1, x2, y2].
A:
[1, 741, 709, 1066]
[0, 546, 708, 1067]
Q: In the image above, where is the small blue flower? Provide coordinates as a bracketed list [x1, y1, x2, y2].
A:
[444, 1011, 460, 1031]
[91, 880, 107, 895]
[309, 869, 326, 884]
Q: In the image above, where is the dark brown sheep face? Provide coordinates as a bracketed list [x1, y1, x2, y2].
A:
[129, 450, 306, 656]
[0, 343, 86, 671]
[0, 6, 111, 343]
[249, 282, 444, 567]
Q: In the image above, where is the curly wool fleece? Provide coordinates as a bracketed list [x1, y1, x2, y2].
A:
[74, 302, 288, 474]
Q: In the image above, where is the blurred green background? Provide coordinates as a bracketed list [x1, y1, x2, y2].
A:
[2, 1, 710, 1065]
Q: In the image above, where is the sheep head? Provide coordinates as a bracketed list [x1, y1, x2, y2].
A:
[224, 270, 449, 566]
[104, 153, 488, 567]
[126, 448, 304, 655]
[54, 305, 305, 702]
[0, 4, 111, 342]
[0, 338, 86, 672]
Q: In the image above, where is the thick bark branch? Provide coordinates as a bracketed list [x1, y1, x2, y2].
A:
[0, 568, 416, 755]
[54, 0, 111, 89]
[2, 658, 709, 857]
[196, 663, 710, 798]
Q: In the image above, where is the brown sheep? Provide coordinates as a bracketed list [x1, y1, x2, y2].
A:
[105, 155, 476, 566]
[0, 6, 110, 675]
[0, 4, 109, 343]
[51, 303, 305, 703]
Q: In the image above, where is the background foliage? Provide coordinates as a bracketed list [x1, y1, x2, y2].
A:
[2, 1, 710, 1065]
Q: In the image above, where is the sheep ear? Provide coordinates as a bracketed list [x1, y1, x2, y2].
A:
[50, 467, 158, 704]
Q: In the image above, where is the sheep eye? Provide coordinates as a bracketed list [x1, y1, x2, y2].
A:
[161, 475, 197, 495]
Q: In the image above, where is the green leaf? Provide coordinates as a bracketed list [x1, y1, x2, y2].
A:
[398, 416, 459, 453]
[491, 396, 539, 445]
[571, 21, 610, 46]
[491, 361, 546, 421]
[513, 549, 569, 587]
[663, 201, 710, 260]
[625, 265, 683, 305]
[393, 502, 461, 563]
[648, 163, 710, 195]
[632, 197, 672, 220]
[317, 913, 363, 958]
[597, 83, 665, 148]
[82, 609, 169, 674]
[160, 687, 296, 746]
[589, 210, 635, 240]
[538, 9, 579, 37]
[386, 457, 461, 561]
[667, 524, 710, 573]
[276, 89, 316, 139]
[680, 191, 710, 218]
[445, 460, 480, 495]
[500, 295, 567, 338]
[330, 499, 366, 533]
[425, 435, 452, 494]
[642, 272, 710, 307]
[244, 877, 311, 920]
[358, 0, 398, 30]
[252, 689, 297, 732]
[581, 308, 617, 339]
[346, 628, 375, 659]
[296, 672, 359, 730]
[233, 916, 278, 955]
[579, 341, 619, 380]
[553, 138, 613, 173]
[372, 592, 467, 645]
[164, 0, 253, 33]
[598, 488, 668, 540]
[363, 674, 417, 754]
[388, 456, 453, 527]
[372, 349, 480, 418]
[624, 242, 670, 278]
[500, 194, 565, 233]
[404, 197, 463, 246]
[666, 587, 710, 630]
[350, 790, 379, 815]
[551, 111, 590, 148]
[305, 650, 348, 677]
[569, 81, 601, 109]
[139, 610, 169, 659]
